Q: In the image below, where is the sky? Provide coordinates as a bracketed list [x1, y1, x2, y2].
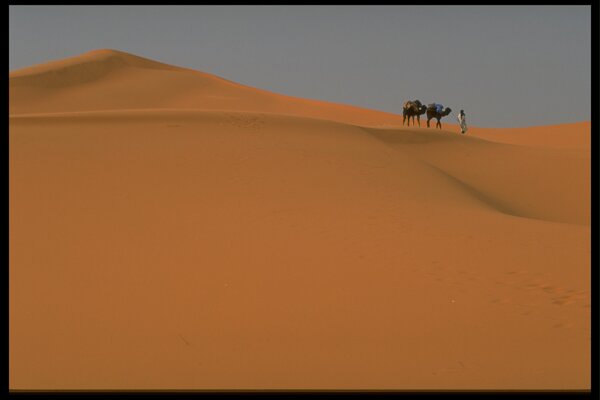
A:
[9, 5, 591, 128]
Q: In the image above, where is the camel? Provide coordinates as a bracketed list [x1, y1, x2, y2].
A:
[402, 100, 427, 127]
[426, 104, 452, 129]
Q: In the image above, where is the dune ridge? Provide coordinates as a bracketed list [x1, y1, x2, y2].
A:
[9, 49, 407, 127]
[10, 49, 177, 77]
[10, 107, 590, 226]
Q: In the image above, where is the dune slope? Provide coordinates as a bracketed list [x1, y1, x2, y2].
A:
[9, 49, 405, 127]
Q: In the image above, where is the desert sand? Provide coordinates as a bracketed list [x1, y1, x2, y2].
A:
[9, 49, 590, 390]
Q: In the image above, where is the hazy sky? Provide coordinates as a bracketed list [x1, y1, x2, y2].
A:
[9, 5, 591, 127]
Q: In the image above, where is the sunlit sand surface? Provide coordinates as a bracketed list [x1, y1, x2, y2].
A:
[10, 50, 590, 390]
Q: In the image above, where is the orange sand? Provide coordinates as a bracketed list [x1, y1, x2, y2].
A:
[9, 50, 590, 390]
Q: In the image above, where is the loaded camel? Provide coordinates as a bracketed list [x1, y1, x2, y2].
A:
[426, 104, 452, 129]
[402, 100, 427, 127]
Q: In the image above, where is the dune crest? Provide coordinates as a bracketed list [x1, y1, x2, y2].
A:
[9, 48, 180, 88]
[9, 49, 407, 126]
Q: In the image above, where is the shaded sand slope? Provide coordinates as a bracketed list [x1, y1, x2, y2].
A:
[9, 49, 404, 127]
[9, 50, 590, 390]
[367, 127, 591, 226]
[10, 110, 590, 390]
[468, 122, 591, 150]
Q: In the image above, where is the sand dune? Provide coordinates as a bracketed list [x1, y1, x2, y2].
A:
[9, 50, 590, 390]
[9, 49, 406, 127]
[467, 122, 591, 150]
[366, 126, 590, 226]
